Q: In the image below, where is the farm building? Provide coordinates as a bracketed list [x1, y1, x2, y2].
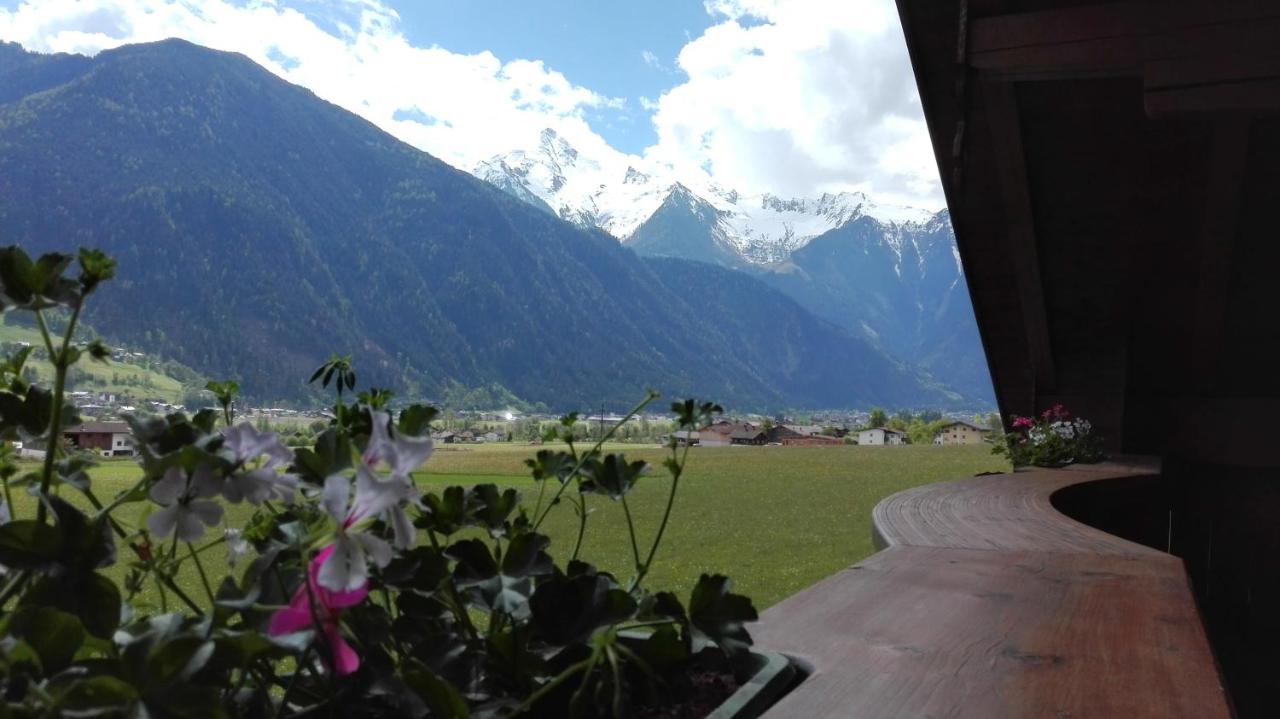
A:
[63, 421, 134, 457]
[857, 427, 906, 446]
[932, 421, 989, 446]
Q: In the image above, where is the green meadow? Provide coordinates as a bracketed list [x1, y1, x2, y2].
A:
[14, 443, 1008, 611]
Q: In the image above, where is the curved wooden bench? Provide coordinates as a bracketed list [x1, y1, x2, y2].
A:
[754, 462, 1231, 718]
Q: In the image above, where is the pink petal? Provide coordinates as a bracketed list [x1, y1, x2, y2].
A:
[268, 602, 314, 636]
[325, 626, 361, 676]
[323, 583, 369, 609]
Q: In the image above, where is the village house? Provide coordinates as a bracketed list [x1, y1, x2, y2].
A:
[668, 430, 699, 446]
[767, 425, 842, 446]
[932, 421, 989, 446]
[698, 420, 758, 447]
[729, 428, 768, 446]
[857, 427, 907, 446]
[63, 421, 134, 457]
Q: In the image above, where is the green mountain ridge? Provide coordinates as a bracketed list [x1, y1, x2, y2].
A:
[0, 38, 969, 411]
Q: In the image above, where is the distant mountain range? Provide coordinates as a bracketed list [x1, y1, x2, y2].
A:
[0, 39, 977, 411]
[474, 130, 991, 399]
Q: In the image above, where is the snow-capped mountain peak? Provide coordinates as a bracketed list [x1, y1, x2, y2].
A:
[471, 128, 941, 266]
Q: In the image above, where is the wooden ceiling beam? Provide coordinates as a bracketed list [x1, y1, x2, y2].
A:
[982, 82, 1056, 397]
[969, 1, 1280, 110]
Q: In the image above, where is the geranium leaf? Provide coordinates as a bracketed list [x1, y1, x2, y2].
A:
[687, 574, 757, 658]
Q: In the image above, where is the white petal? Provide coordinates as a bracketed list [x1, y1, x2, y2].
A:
[177, 501, 224, 542]
[322, 474, 350, 524]
[363, 410, 393, 466]
[353, 465, 410, 522]
[389, 435, 434, 478]
[389, 505, 415, 550]
[149, 467, 187, 505]
[190, 464, 223, 499]
[270, 473, 299, 503]
[147, 504, 181, 538]
[233, 470, 276, 505]
[174, 509, 205, 543]
[318, 535, 366, 592]
[355, 532, 392, 568]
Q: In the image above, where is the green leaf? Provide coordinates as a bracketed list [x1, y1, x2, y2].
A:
[6, 607, 85, 674]
[525, 449, 576, 484]
[0, 520, 62, 569]
[86, 339, 111, 363]
[23, 572, 122, 639]
[0, 247, 79, 310]
[397, 404, 438, 437]
[579, 454, 648, 500]
[530, 574, 637, 645]
[688, 574, 757, 658]
[382, 546, 450, 592]
[54, 675, 138, 714]
[472, 484, 519, 536]
[403, 660, 469, 719]
[148, 637, 216, 687]
[500, 533, 553, 579]
[76, 247, 117, 295]
[445, 539, 497, 586]
[639, 626, 689, 671]
[290, 428, 353, 482]
[417, 486, 472, 535]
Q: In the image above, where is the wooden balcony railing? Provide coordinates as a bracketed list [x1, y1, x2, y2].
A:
[752, 461, 1231, 717]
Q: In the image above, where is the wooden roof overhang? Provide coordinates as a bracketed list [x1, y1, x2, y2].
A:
[895, 0, 1280, 464]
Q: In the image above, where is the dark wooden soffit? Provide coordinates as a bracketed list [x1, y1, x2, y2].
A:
[969, 1, 1280, 115]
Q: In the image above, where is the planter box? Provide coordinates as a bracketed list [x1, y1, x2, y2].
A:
[707, 650, 800, 719]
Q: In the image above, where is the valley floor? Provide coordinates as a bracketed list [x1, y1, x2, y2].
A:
[18, 444, 1009, 611]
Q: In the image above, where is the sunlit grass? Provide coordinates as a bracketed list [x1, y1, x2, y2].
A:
[13, 444, 1008, 611]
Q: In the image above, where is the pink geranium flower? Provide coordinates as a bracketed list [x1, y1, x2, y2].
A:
[269, 544, 367, 676]
[1011, 416, 1034, 430]
[1041, 404, 1069, 421]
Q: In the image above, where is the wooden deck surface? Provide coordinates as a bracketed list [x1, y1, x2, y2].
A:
[753, 464, 1231, 718]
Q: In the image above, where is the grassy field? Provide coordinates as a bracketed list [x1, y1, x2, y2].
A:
[12, 443, 1008, 611]
[0, 321, 188, 403]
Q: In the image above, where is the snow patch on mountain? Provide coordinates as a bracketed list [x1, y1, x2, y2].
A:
[472, 128, 942, 266]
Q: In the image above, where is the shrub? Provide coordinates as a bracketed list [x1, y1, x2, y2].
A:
[0, 247, 758, 718]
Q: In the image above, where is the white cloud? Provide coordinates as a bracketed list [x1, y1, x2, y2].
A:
[640, 49, 661, 69]
[649, 0, 942, 208]
[0, 0, 624, 171]
[0, 0, 944, 209]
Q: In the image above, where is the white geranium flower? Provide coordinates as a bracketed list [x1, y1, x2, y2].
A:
[217, 468, 299, 505]
[223, 423, 293, 468]
[225, 528, 251, 569]
[363, 410, 434, 479]
[215, 423, 298, 504]
[316, 465, 416, 591]
[147, 465, 223, 542]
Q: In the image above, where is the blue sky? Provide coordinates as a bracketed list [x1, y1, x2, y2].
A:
[0, 0, 943, 208]
[391, 1, 714, 154]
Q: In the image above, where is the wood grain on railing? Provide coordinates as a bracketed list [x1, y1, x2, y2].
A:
[753, 463, 1231, 718]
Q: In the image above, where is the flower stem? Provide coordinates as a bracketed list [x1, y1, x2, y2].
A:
[513, 657, 594, 714]
[33, 303, 80, 525]
[532, 391, 657, 531]
[620, 494, 641, 573]
[188, 541, 217, 609]
[632, 428, 693, 591]
[570, 492, 589, 562]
